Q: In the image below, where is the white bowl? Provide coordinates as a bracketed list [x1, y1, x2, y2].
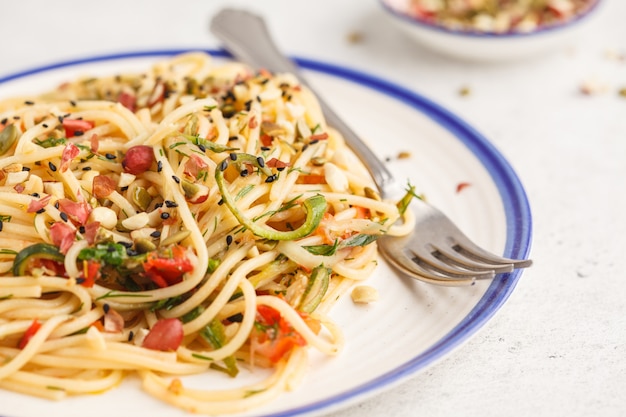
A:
[379, 0, 603, 61]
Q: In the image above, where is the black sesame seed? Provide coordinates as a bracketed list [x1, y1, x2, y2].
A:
[79, 226, 86, 234]
[197, 144, 206, 152]
[265, 174, 277, 183]
[309, 139, 319, 145]
[240, 169, 248, 177]
[150, 230, 161, 238]
[126, 249, 139, 257]
[128, 331, 134, 342]
[54, 201, 60, 209]
[0, 118, 7, 125]
[82, 166, 92, 171]
[24, 100, 34, 105]
[218, 199, 224, 206]
[42, 123, 48, 128]
[120, 186, 129, 192]
[57, 115, 64, 123]
[219, 160, 228, 171]
[48, 162, 57, 172]
[172, 175, 181, 184]
[0, 221, 3, 232]
[103, 303, 110, 314]
[13, 116, 20, 120]
[120, 241, 133, 248]
[161, 212, 170, 220]
[229, 153, 237, 161]
[256, 156, 265, 168]
[228, 136, 238, 141]
[70, 100, 77, 107]
[74, 131, 85, 136]
[36, 208, 45, 214]
[226, 235, 233, 245]
[30, 192, 39, 198]
[60, 212, 69, 222]
[154, 202, 164, 209]
[260, 146, 271, 151]
[75, 278, 86, 284]
[22, 166, 30, 172]
[157, 161, 163, 172]
[164, 200, 178, 208]
[105, 153, 116, 160]
[244, 100, 252, 111]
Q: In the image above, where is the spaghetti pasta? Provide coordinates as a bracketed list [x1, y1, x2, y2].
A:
[0, 52, 413, 413]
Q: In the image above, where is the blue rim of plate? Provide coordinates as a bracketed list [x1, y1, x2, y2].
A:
[0, 49, 532, 417]
[378, 0, 602, 39]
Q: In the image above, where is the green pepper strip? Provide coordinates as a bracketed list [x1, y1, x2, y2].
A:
[298, 265, 330, 313]
[215, 153, 327, 241]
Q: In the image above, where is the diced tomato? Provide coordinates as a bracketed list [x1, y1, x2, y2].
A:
[62, 118, 95, 138]
[18, 319, 41, 349]
[57, 198, 91, 225]
[143, 245, 193, 288]
[142, 318, 184, 351]
[50, 222, 76, 254]
[354, 206, 369, 219]
[251, 304, 306, 363]
[79, 259, 100, 288]
[92, 174, 117, 198]
[27, 195, 52, 213]
[122, 145, 155, 175]
[60, 143, 80, 172]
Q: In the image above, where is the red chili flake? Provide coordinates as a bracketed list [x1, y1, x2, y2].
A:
[50, 221, 76, 254]
[57, 198, 91, 225]
[92, 175, 116, 198]
[27, 195, 52, 213]
[248, 116, 258, 129]
[18, 319, 42, 349]
[310, 132, 329, 141]
[82, 221, 100, 245]
[62, 119, 95, 138]
[90, 133, 100, 153]
[60, 143, 80, 172]
[456, 182, 472, 193]
[265, 158, 290, 169]
[260, 134, 273, 147]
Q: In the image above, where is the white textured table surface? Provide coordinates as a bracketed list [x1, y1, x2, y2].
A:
[1, 1, 624, 416]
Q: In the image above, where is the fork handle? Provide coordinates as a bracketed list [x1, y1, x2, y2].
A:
[210, 8, 396, 193]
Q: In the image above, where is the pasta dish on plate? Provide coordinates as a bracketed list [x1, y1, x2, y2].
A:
[0, 52, 414, 414]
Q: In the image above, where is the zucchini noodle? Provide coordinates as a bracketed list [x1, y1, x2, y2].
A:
[0, 52, 412, 413]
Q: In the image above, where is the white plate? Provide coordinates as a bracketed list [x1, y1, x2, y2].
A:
[0, 50, 532, 417]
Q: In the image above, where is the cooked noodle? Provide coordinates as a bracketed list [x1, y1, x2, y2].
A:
[0, 52, 412, 413]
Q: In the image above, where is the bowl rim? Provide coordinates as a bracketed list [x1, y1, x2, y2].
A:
[379, 0, 603, 39]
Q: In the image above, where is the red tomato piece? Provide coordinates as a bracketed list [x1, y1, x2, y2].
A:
[62, 118, 95, 138]
[122, 145, 155, 175]
[142, 318, 184, 351]
[79, 259, 100, 288]
[143, 245, 193, 288]
[252, 304, 306, 363]
[18, 319, 42, 349]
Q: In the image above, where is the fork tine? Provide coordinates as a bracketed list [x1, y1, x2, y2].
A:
[433, 245, 514, 274]
[451, 233, 533, 269]
[409, 245, 497, 279]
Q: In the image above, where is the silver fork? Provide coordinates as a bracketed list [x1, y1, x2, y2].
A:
[210, 8, 532, 286]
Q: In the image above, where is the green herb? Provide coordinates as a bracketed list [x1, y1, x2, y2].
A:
[78, 242, 127, 266]
[95, 291, 152, 301]
[150, 295, 182, 312]
[397, 182, 420, 216]
[34, 137, 67, 148]
[235, 184, 254, 201]
[303, 233, 379, 256]
[201, 319, 239, 377]
[183, 134, 238, 154]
